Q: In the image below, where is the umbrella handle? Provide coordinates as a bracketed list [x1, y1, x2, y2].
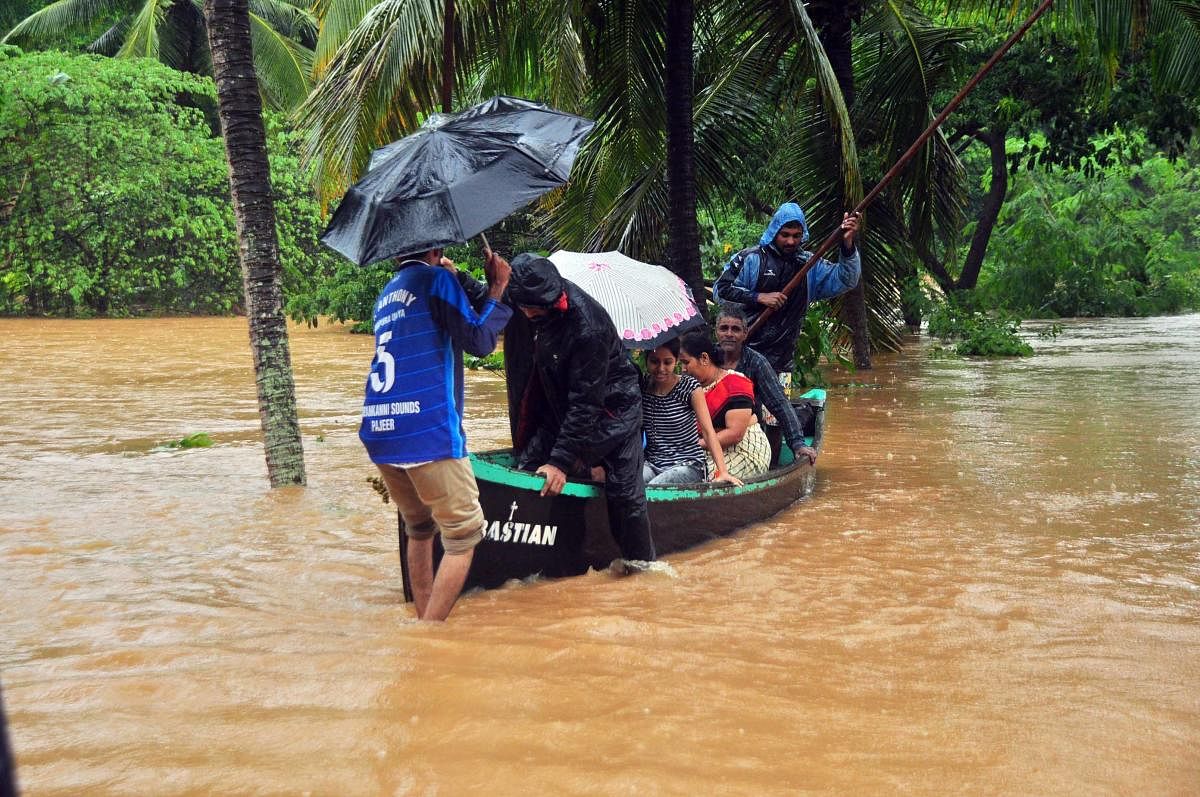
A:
[479, 232, 492, 260]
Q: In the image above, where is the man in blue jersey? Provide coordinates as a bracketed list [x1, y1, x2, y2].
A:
[361, 246, 512, 621]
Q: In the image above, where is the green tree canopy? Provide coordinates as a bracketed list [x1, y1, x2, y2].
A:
[3, 0, 314, 109]
[0, 48, 336, 317]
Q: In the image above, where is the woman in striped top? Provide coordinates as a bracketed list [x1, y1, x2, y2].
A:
[641, 338, 741, 486]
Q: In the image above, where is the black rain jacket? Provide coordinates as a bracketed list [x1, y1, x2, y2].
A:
[506, 254, 642, 473]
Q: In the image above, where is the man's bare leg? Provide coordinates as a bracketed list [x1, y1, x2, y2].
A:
[421, 549, 474, 622]
[406, 536, 434, 619]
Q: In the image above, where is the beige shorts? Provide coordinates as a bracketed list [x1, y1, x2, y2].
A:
[375, 458, 484, 556]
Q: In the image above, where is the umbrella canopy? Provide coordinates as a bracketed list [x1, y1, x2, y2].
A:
[547, 250, 705, 350]
[321, 96, 594, 265]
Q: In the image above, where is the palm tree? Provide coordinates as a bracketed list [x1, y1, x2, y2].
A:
[300, 0, 591, 208]
[665, 0, 702, 302]
[811, 1, 871, 367]
[543, 0, 856, 285]
[702, 0, 966, 359]
[4, 0, 315, 109]
[297, 0, 943, 358]
[204, 0, 306, 486]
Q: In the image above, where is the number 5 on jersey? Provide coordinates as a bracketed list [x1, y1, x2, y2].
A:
[370, 331, 395, 393]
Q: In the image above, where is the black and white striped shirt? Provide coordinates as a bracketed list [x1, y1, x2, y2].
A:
[641, 374, 705, 471]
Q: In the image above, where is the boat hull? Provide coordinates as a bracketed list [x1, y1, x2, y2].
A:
[400, 392, 825, 597]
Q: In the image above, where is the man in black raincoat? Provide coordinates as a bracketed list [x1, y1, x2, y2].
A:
[505, 253, 656, 564]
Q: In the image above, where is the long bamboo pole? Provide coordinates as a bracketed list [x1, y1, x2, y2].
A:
[746, 0, 1055, 339]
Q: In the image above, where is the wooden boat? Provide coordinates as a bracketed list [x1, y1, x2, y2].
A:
[398, 389, 826, 599]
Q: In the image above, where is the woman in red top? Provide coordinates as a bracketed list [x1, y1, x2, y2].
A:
[676, 332, 771, 481]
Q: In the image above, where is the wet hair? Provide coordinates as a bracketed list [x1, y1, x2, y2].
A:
[779, 221, 804, 231]
[679, 330, 724, 367]
[715, 302, 748, 326]
[652, 337, 682, 357]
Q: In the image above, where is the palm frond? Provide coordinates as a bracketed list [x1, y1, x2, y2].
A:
[118, 0, 170, 60]
[1173, 0, 1200, 28]
[536, 0, 589, 110]
[156, 0, 205, 70]
[90, 16, 132, 54]
[855, 4, 971, 247]
[298, 0, 445, 205]
[3, 0, 118, 44]
[313, 0, 379, 75]
[248, 8, 314, 109]
[543, 0, 671, 255]
[1151, 1, 1200, 94]
[779, 0, 862, 203]
[250, 0, 318, 43]
[456, 0, 575, 107]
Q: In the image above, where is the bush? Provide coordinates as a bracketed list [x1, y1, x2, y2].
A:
[926, 297, 1033, 357]
[0, 49, 340, 316]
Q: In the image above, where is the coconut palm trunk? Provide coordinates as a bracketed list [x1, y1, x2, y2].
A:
[665, 0, 704, 307]
[816, 7, 871, 369]
[204, 0, 306, 486]
[441, 0, 455, 112]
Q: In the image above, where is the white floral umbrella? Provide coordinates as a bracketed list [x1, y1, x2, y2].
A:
[547, 250, 705, 349]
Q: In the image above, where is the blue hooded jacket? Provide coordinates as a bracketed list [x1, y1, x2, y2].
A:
[712, 203, 860, 372]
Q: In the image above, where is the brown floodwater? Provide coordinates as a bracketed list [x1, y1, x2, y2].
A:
[2, 314, 1198, 795]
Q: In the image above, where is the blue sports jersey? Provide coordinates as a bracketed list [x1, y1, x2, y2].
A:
[359, 261, 511, 464]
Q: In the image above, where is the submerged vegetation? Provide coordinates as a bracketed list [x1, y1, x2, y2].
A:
[158, 433, 214, 450]
[926, 299, 1034, 358]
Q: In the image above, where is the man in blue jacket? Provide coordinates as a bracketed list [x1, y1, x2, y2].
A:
[713, 202, 861, 375]
[361, 247, 512, 621]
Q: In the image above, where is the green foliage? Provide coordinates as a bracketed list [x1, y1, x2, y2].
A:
[791, 304, 854, 387]
[698, 203, 764, 283]
[975, 134, 1200, 318]
[283, 256, 391, 332]
[0, 50, 338, 317]
[4, 0, 315, 111]
[464, 351, 504, 372]
[925, 297, 1033, 358]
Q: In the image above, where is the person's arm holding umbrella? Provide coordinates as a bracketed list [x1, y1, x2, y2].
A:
[429, 251, 512, 356]
[438, 250, 501, 312]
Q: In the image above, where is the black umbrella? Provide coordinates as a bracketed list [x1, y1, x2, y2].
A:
[320, 96, 594, 265]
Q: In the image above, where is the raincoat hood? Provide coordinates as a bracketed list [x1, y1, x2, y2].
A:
[509, 253, 565, 307]
[758, 202, 809, 247]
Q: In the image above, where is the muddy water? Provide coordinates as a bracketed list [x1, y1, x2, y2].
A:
[2, 315, 1198, 795]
